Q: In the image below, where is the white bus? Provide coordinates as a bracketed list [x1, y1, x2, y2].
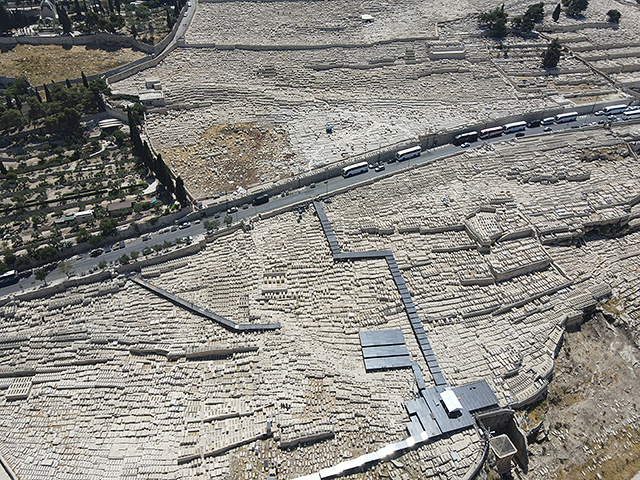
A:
[478, 126, 504, 139]
[503, 121, 527, 134]
[603, 104, 628, 115]
[395, 145, 421, 161]
[342, 161, 369, 178]
[623, 108, 640, 119]
[555, 111, 578, 123]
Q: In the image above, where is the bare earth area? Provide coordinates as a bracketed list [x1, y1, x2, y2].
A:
[162, 122, 294, 198]
[0, 44, 146, 85]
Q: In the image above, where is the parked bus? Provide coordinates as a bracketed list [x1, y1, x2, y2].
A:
[453, 131, 478, 146]
[503, 121, 527, 134]
[554, 111, 578, 123]
[478, 126, 504, 139]
[0, 270, 19, 288]
[252, 193, 269, 206]
[342, 161, 369, 178]
[395, 145, 421, 161]
[603, 104, 628, 115]
[623, 107, 640, 119]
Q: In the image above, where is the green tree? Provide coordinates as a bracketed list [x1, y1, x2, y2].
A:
[511, 15, 534, 32]
[99, 217, 118, 236]
[175, 176, 188, 205]
[562, 0, 588, 16]
[58, 4, 72, 34]
[35, 269, 49, 285]
[479, 6, 509, 37]
[542, 38, 562, 69]
[525, 2, 544, 23]
[118, 253, 130, 265]
[606, 9, 621, 22]
[88, 234, 102, 247]
[3, 249, 16, 266]
[1, 108, 26, 131]
[58, 260, 73, 277]
[129, 250, 139, 260]
[76, 227, 91, 243]
[81, 71, 89, 88]
[224, 215, 233, 226]
[204, 219, 220, 232]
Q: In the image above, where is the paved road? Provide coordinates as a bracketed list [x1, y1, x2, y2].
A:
[0, 113, 629, 296]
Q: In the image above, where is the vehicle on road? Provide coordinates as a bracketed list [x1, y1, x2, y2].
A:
[541, 117, 555, 125]
[194, 219, 201, 224]
[252, 193, 269, 206]
[543, 126, 553, 132]
[170, 225, 178, 232]
[503, 121, 527, 134]
[479, 126, 504, 139]
[341, 162, 369, 178]
[142, 234, 150, 241]
[227, 206, 238, 214]
[309, 183, 316, 189]
[119, 241, 125, 249]
[179, 222, 191, 229]
[555, 111, 578, 123]
[527, 120, 541, 128]
[395, 145, 421, 161]
[90, 249, 104, 257]
[515, 132, 525, 137]
[374, 165, 385, 172]
[453, 131, 478, 146]
[460, 142, 471, 148]
[242, 203, 249, 209]
[0, 270, 19, 288]
[602, 104, 628, 116]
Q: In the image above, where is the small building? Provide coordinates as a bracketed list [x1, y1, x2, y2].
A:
[145, 77, 161, 89]
[107, 200, 134, 217]
[98, 119, 124, 131]
[139, 91, 165, 107]
[75, 210, 94, 222]
[440, 390, 463, 416]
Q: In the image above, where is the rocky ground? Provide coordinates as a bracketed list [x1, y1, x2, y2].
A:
[518, 310, 640, 480]
[160, 122, 294, 198]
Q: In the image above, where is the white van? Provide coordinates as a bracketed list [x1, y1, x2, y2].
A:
[540, 117, 555, 125]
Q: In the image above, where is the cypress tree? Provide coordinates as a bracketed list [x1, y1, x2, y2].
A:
[552, 3, 561, 21]
[81, 71, 89, 88]
[43, 84, 51, 102]
[66, 78, 72, 88]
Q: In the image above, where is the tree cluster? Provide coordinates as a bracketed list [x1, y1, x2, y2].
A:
[0, 4, 31, 34]
[479, 2, 545, 37]
[128, 105, 179, 199]
[561, 0, 588, 16]
[0, 77, 110, 133]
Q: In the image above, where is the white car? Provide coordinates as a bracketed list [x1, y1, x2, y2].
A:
[461, 142, 471, 148]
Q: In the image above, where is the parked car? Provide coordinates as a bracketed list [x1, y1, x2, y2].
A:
[527, 120, 541, 128]
[515, 132, 525, 137]
[461, 142, 471, 148]
[374, 165, 385, 172]
[227, 206, 238, 214]
[90, 249, 104, 257]
[179, 222, 191, 229]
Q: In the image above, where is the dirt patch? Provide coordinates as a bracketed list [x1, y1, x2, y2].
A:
[0, 44, 146, 85]
[520, 312, 640, 480]
[161, 122, 294, 200]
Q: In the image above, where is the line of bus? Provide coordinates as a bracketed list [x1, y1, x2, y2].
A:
[0, 270, 19, 288]
[453, 131, 478, 145]
[478, 126, 504, 139]
[503, 121, 527, 134]
[395, 145, 422, 161]
[342, 161, 369, 178]
[554, 111, 578, 123]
